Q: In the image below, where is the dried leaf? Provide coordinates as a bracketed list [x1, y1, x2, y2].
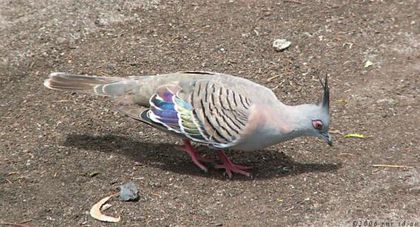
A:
[101, 203, 112, 211]
[336, 99, 347, 104]
[90, 194, 121, 223]
[364, 60, 373, 68]
[344, 133, 366, 139]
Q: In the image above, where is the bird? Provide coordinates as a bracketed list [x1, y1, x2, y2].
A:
[44, 71, 331, 178]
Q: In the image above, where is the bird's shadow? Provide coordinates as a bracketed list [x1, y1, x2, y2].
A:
[63, 134, 341, 180]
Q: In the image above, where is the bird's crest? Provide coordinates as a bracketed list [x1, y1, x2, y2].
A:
[318, 74, 329, 111]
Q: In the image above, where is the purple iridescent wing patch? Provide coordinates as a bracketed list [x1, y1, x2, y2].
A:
[147, 86, 206, 142]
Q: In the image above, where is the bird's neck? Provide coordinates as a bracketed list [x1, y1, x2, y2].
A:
[269, 103, 313, 136]
[236, 102, 312, 150]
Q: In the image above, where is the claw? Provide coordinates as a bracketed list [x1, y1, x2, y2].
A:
[178, 139, 212, 172]
[215, 150, 252, 178]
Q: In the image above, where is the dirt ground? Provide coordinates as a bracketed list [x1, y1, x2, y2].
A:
[1, 0, 419, 226]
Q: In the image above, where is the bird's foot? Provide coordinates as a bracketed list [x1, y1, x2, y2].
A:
[177, 139, 212, 172]
[215, 150, 252, 178]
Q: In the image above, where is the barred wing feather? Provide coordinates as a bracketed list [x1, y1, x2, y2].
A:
[143, 80, 252, 149]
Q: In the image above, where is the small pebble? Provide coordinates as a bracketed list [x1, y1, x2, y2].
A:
[119, 181, 139, 201]
[273, 39, 291, 51]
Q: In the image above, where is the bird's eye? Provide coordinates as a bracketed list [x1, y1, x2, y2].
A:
[312, 120, 323, 130]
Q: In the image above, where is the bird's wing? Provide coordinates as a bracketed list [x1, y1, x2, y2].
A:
[141, 80, 253, 149]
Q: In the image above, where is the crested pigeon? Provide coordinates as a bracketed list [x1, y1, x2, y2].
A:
[44, 71, 331, 178]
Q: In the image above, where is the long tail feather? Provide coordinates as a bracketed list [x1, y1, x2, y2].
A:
[44, 72, 125, 96]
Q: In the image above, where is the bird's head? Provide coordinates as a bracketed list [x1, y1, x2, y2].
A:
[312, 75, 331, 145]
[293, 75, 332, 146]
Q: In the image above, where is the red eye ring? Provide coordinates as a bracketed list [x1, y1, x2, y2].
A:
[312, 120, 323, 130]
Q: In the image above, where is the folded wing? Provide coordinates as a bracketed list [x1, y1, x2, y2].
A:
[142, 80, 252, 149]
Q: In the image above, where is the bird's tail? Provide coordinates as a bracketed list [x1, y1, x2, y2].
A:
[44, 72, 133, 97]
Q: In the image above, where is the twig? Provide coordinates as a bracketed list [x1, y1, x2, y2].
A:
[283, 0, 304, 4]
[0, 223, 28, 227]
[20, 219, 32, 224]
[52, 100, 71, 103]
[372, 164, 412, 169]
[0, 219, 32, 226]
[329, 129, 344, 135]
[267, 75, 280, 82]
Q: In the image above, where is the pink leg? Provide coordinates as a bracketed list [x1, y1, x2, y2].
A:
[178, 139, 210, 172]
[215, 150, 252, 178]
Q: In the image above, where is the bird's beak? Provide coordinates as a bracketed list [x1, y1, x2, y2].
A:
[321, 132, 333, 146]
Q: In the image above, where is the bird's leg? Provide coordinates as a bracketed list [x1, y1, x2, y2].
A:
[215, 150, 252, 178]
[177, 139, 211, 172]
